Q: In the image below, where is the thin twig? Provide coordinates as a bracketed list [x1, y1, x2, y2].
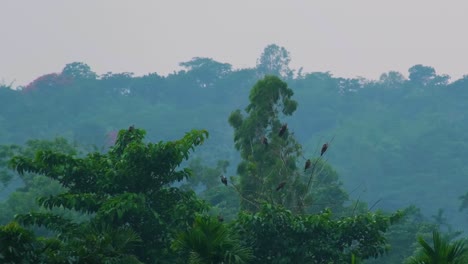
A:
[369, 198, 382, 211]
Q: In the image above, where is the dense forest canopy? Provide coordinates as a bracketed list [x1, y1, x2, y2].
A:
[1, 44, 467, 263]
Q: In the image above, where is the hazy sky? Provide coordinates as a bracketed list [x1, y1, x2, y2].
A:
[1, 1, 467, 86]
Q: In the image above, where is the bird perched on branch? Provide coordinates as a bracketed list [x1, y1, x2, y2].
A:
[261, 136, 268, 146]
[304, 159, 311, 171]
[321, 143, 329, 156]
[278, 124, 288, 137]
[276, 181, 286, 191]
[128, 125, 135, 132]
[221, 175, 228, 186]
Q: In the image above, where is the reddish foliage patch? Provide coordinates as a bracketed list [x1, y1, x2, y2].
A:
[23, 73, 74, 93]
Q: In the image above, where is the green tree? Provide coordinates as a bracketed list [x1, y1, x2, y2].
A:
[256, 44, 293, 79]
[406, 230, 468, 264]
[366, 206, 438, 264]
[0, 221, 42, 264]
[233, 203, 402, 263]
[186, 158, 240, 221]
[61, 62, 97, 80]
[8, 127, 210, 262]
[228, 75, 303, 212]
[305, 158, 348, 214]
[408, 64, 449, 87]
[0, 138, 79, 189]
[180, 57, 232, 88]
[228, 75, 346, 213]
[187, 158, 230, 190]
[379, 71, 406, 89]
[0, 138, 82, 227]
[172, 214, 252, 264]
[52, 223, 143, 264]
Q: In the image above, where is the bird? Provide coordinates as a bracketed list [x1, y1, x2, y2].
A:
[128, 125, 135, 132]
[278, 124, 288, 137]
[276, 181, 287, 191]
[261, 136, 268, 146]
[221, 175, 228, 186]
[304, 159, 311, 171]
[321, 143, 329, 156]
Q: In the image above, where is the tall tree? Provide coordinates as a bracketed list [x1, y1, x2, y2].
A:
[8, 127, 210, 262]
[61, 62, 97, 80]
[228, 75, 347, 214]
[180, 57, 232, 88]
[408, 64, 450, 87]
[256, 44, 293, 79]
[228, 75, 303, 212]
[379, 71, 406, 89]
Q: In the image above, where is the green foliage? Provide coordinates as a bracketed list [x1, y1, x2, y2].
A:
[186, 158, 240, 221]
[0, 221, 41, 264]
[228, 75, 347, 214]
[233, 203, 403, 263]
[1, 50, 467, 230]
[408, 64, 449, 87]
[351, 253, 362, 264]
[61, 62, 97, 80]
[187, 159, 229, 187]
[1, 45, 468, 262]
[256, 44, 293, 79]
[406, 230, 468, 264]
[172, 214, 253, 264]
[366, 206, 438, 264]
[0, 138, 78, 188]
[58, 223, 143, 264]
[0, 138, 84, 229]
[304, 158, 349, 214]
[0, 220, 144, 263]
[6, 127, 210, 262]
[228, 76, 303, 212]
[179, 57, 232, 88]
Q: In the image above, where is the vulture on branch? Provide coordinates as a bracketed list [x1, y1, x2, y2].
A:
[304, 159, 311, 171]
[221, 175, 228, 186]
[278, 124, 288, 137]
[321, 143, 329, 156]
[128, 125, 135, 132]
[276, 181, 287, 191]
[261, 136, 269, 146]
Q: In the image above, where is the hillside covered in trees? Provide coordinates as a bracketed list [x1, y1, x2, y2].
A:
[1, 44, 467, 263]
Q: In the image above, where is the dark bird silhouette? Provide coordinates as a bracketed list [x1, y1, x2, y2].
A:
[278, 124, 288, 137]
[261, 136, 268, 146]
[221, 175, 228, 186]
[218, 215, 224, 222]
[321, 143, 329, 156]
[276, 181, 287, 191]
[304, 159, 311, 171]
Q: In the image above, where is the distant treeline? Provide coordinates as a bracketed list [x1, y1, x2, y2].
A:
[1, 44, 468, 229]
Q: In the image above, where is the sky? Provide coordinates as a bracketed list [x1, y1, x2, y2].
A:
[1, 1, 467, 86]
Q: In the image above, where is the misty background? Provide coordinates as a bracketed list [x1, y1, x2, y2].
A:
[1, 2, 468, 262]
[1, 1, 467, 86]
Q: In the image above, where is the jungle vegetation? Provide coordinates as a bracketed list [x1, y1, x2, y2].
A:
[0, 44, 467, 263]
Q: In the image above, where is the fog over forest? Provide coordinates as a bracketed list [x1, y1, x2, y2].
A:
[1, 44, 468, 263]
